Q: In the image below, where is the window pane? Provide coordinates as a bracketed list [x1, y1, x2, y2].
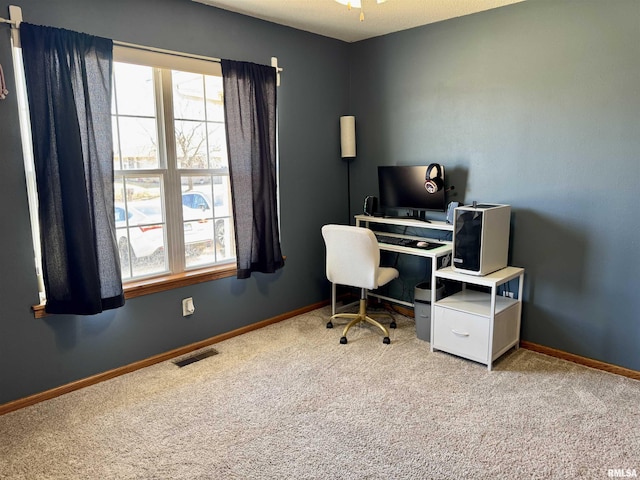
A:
[173, 70, 226, 169]
[214, 217, 235, 262]
[208, 122, 228, 169]
[181, 175, 234, 267]
[114, 63, 156, 117]
[212, 175, 232, 219]
[173, 71, 206, 121]
[114, 176, 167, 279]
[112, 116, 121, 170]
[181, 180, 214, 268]
[115, 117, 159, 170]
[184, 215, 215, 268]
[211, 177, 234, 262]
[175, 120, 207, 169]
[113, 62, 159, 170]
[205, 75, 224, 122]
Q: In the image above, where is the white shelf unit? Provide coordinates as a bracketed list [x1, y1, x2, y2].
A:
[354, 215, 453, 308]
[430, 266, 524, 371]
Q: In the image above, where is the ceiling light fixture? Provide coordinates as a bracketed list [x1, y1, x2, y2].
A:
[335, 0, 387, 22]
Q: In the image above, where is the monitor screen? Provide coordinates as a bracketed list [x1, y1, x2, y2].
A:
[378, 165, 446, 214]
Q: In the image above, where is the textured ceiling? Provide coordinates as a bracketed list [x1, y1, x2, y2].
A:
[193, 0, 526, 43]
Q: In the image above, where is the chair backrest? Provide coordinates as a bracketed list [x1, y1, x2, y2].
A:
[321, 224, 381, 290]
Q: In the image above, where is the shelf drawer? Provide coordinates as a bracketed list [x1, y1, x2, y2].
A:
[433, 306, 489, 364]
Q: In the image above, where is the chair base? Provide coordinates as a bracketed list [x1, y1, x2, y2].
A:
[328, 298, 393, 344]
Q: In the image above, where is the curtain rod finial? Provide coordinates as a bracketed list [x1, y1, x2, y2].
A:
[9, 5, 22, 46]
[271, 57, 280, 86]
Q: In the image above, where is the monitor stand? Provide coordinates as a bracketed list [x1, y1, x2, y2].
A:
[409, 210, 432, 223]
[384, 210, 432, 223]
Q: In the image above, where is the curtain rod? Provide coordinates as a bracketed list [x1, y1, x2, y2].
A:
[1, 7, 283, 77]
[114, 40, 281, 73]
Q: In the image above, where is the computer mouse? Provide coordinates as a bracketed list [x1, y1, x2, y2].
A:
[416, 241, 429, 248]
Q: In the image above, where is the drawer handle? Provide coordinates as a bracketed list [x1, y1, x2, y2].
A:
[451, 329, 470, 337]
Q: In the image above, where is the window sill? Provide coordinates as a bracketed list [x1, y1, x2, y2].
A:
[31, 263, 237, 319]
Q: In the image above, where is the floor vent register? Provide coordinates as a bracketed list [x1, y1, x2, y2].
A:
[173, 348, 219, 368]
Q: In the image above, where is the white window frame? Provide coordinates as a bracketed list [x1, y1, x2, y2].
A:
[110, 46, 236, 280]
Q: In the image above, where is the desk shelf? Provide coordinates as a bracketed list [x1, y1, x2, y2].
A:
[354, 214, 453, 232]
[435, 290, 518, 317]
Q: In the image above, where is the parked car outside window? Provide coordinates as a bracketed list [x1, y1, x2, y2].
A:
[181, 190, 228, 252]
[115, 197, 216, 269]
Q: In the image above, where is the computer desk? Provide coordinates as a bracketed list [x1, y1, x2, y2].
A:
[339, 215, 454, 313]
[350, 215, 523, 370]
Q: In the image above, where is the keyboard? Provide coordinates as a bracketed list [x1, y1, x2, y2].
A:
[375, 234, 443, 250]
[375, 234, 411, 246]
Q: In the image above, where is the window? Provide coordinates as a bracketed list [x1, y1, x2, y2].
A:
[111, 55, 235, 281]
[17, 45, 237, 304]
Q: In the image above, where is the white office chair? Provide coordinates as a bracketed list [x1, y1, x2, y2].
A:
[321, 224, 399, 344]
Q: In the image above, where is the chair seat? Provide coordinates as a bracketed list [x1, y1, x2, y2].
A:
[377, 266, 399, 288]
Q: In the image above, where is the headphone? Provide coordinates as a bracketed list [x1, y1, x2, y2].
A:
[424, 163, 444, 194]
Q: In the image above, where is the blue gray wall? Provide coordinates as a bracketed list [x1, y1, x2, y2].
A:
[0, 0, 348, 404]
[0, 0, 638, 406]
[348, 0, 640, 370]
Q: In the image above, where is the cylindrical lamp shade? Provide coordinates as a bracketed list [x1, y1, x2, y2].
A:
[340, 116, 356, 158]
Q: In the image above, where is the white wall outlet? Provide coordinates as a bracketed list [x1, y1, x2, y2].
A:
[182, 297, 195, 316]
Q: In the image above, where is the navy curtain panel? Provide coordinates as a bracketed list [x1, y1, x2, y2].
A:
[221, 60, 284, 279]
[20, 23, 124, 315]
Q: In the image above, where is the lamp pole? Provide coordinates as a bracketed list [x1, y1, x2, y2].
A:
[346, 157, 352, 223]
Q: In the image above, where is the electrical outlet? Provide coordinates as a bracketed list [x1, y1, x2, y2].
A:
[182, 297, 195, 316]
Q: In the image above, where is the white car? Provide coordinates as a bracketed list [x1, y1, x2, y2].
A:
[115, 203, 164, 265]
[115, 200, 214, 266]
[181, 190, 227, 251]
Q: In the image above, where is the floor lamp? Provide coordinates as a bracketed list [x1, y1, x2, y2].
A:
[340, 116, 356, 224]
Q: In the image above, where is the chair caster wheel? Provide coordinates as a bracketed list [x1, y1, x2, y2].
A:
[390, 321, 397, 329]
[340, 336, 348, 344]
[383, 337, 390, 344]
[326, 321, 333, 329]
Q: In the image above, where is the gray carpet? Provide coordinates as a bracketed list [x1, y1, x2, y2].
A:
[1, 306, 638, 479]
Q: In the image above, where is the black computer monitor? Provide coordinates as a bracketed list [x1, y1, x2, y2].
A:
[378, 165, 446, 218]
